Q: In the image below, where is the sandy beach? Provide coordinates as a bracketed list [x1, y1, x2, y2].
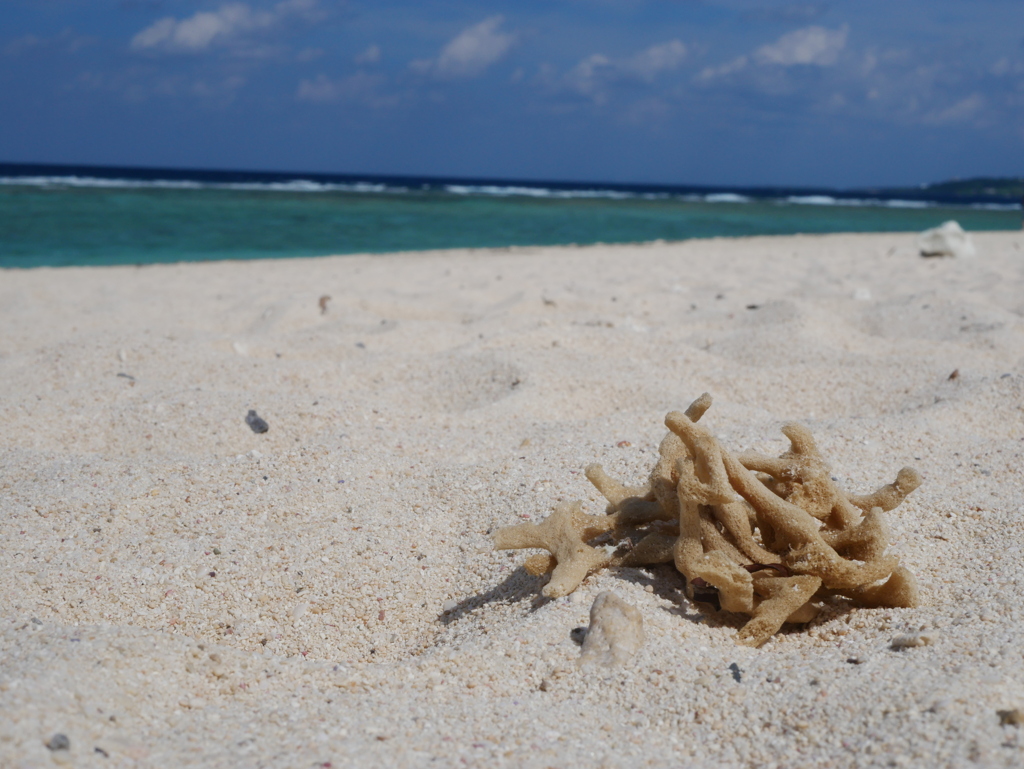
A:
[2, 230, 1024, 768]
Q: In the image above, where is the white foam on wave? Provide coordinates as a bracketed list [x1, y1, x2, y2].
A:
[882, 199, 931, 209]
[460, 186, 749, 202]
[783, 196, 1016, 211]
[442, 184, 634, 200]
[969, 202, 1020, 211]
[1, 174, 1013, 211]
[703, 193, 751, 203]
[223, 180, 395, 193]
[786, 195, 838, 205]
[783, 195, 935, 209]
[0, 175, 205, 190]
[0, 175, 402, 194]
[4, 175, 645, 199]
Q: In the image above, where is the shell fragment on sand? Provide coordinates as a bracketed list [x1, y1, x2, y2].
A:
[890, 631, 935, 649]
[918, 220, 976, 258]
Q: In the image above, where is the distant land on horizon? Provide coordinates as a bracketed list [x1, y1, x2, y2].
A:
[912, 177, 1024, 201]
[1, 161, 1022, 205]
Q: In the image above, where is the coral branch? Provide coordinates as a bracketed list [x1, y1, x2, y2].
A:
[493, 394, 923, 646]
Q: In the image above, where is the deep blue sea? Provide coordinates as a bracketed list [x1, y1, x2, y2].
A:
[0, 163, 1019, 268]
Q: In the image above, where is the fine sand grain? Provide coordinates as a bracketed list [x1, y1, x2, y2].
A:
[2, 232, 1024, 767]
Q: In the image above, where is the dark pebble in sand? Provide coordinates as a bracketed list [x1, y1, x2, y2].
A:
[998, 709, 1023, 726]
[46, 734, 70, 751]
[245, 410, 269, 433]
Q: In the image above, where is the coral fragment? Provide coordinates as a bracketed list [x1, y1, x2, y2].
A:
[493, 393, 923, 646]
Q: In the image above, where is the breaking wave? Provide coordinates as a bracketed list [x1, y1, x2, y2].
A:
[0, 166, 1016, 210]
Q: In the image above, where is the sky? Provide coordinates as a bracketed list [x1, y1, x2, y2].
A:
[2, 0, 1023, 188]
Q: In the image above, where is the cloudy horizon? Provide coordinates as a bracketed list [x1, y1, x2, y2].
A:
[2, 1, 1022, 187]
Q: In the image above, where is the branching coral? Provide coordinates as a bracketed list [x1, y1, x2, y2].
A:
[493, 394, 922, 647]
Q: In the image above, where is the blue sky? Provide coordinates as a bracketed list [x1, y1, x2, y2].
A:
[2, 1, 1023, 187]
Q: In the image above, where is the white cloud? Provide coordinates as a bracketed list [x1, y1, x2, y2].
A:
[131, 0, 319, 53]
[131, 4, 266, 51]
[697, 55, 748, 82]
[560, 39, 687, 103]
[73, 68, 248, 103]
[922, 93, 985, 125]
[754, 25, 848, 67]
[624, 40, 687, 81]
[564, 54, 612, 100]
[542, 43, 687, 121]
[415, 16, 516, 79]
[696, 25, 847, 83]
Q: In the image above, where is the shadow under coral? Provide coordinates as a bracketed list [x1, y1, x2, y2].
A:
[438, 565, 552, 627]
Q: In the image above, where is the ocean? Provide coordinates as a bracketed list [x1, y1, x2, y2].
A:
[0, 163, 1019, 269]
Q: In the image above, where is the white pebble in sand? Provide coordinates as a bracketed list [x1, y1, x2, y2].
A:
[579, 591, 644, 668]
[890, 631, 935, 649]
[917, 220, 977, 259]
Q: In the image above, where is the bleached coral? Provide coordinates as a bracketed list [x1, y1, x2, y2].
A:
[493, 394, 922, 647]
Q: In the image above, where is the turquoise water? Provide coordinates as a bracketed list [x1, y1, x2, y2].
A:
[1, 175, 1019, 268]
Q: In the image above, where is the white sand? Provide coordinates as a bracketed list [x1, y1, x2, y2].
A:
[2, 232, 1024, 767]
